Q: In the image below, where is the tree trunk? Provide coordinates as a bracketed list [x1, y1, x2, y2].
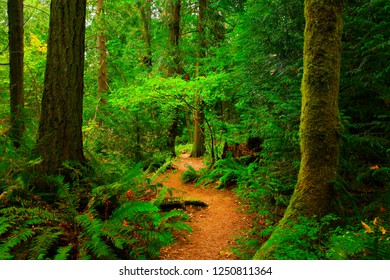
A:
[195, 0, 207, 75]
[191, 97, 205, 157]
[36, 0, 87, 175]
[97, 0, 108, 94]
[167, 0, 184, 76]
[168, 107, 179, 157]
[166, 0, 183, 157]
[254, 0, 342, 259]
[7, 0, 24, 148]
[191, 0, 207, 158]
[137, 0, 152, 68]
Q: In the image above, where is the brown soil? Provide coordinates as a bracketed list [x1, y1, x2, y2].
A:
[156, 154, 254, 260]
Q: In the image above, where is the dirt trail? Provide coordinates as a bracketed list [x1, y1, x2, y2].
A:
[157, 154, 254, 260]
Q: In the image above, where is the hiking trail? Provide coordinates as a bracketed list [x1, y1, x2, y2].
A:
[156, 153, 254, 260]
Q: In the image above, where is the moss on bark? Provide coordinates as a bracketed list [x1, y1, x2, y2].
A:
[254, 0, 342, 259]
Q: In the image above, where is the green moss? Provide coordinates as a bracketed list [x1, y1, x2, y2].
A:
[254, 0, 342, 259]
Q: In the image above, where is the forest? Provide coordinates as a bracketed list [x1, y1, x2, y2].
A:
[0, 0, 389, 260]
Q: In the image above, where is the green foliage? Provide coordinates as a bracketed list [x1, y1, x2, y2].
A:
[0, 161, 191, 260]
[326, 217, 390, 260]
[197, 155, 244, 188]
[180, 165, 200, 183]
[197, 155, 294, 222]
[0, 0, 389, 261]
[261, 215, 340, 260]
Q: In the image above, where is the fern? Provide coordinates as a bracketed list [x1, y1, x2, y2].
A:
[147, 159, 172, 184]
[153, 186, 169, 207]
[0, 228, 35, 259]
[54, 245, 73, 260]
[75, 213, 117, 259]
[180, 165, 199, 183]
[0, 153, 192, 260]
[109, 201, 160, 223]
[29, 228, 62, 260]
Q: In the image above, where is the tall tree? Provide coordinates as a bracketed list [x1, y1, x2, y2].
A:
[254, 0, 343, 259]
[36, 0, 87, 175]
[97, 0, 108, 94]
[166, 0, 183, 157]
[137, 0, 153, 68]
[167, 0, 184, 76]
[191, 0, 207, 158]
[7, 0, 24, 148]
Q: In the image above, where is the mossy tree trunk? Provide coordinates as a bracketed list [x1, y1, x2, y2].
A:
[254, 0, 342, 259]
[36, 0, 87, 175]
[7, 0, 25, 148]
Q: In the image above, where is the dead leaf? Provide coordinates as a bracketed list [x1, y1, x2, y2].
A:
[361, 221, 374, 233]
[126, 190, 134, 200]
[370, 165, 379, 170]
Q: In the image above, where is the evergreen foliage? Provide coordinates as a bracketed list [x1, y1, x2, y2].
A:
[0, 0, 388, 260]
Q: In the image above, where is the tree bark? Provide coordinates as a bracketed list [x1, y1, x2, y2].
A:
[191, 97, 206, 157]
[191, 0, 207, 158]
[137, 0, 152, 68]
[97, 0, 108, 94]
[167, 0, 184, 76]
[254, 0, 342, 259]
[166, 0, 184, 157]
[36, 0, 87, 175]
[7, 0, 25, 148]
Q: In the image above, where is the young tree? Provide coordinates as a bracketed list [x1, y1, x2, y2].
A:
[35, 0, 87, 175]
[254, 0, 343, 259]
[7, 0, 24, 148]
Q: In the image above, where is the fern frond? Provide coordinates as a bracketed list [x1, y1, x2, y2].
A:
[54, 245, 73, 260]
[29, 227, 62, 260]
[75, 213, 117, 259]
[109, 201, 159, 223]
[0, 216, 12, 235]
[0, 228, 36, 259]
[159, 209, 188, 224]
[147, 159, 172, 184]
[153, 186, 169, 207]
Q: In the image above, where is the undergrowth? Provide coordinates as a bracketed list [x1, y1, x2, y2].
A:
[0, 157, 191, 260]
[195, 147, 389, 260]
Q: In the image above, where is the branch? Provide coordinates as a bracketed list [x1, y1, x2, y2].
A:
[23, 3, 50, 16]
[0, 43, 9, 55]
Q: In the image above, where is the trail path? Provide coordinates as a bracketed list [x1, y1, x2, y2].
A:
[157, 154, 254, 260]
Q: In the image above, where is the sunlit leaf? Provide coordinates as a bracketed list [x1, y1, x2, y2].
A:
[361, 221, 373, 233]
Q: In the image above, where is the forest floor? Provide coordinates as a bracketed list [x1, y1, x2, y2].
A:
[156, 153, 254, 260]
